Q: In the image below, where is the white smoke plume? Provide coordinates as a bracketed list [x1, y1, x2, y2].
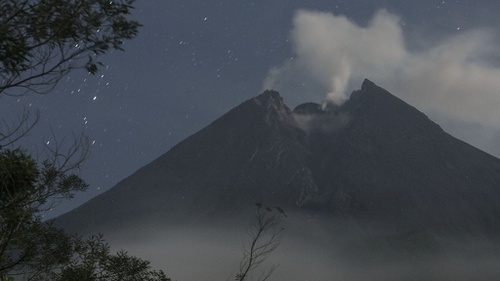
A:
[263, 9, 500, 132]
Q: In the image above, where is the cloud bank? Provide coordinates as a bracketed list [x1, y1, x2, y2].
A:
[264, 10, 500, 131]
[108, 221, 500, 281]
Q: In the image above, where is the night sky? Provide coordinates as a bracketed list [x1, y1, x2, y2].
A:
[2, 0, 500, 218]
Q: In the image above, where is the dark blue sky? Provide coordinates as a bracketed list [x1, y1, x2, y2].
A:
[2, 0, 500, 218]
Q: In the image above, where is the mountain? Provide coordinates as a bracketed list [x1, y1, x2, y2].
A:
[57, 79, 500, 240]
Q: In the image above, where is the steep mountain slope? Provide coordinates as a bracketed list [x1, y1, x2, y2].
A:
[58, 90, 315, 232]
[301, 79, 500, 235]
[57, 80, 500, 239]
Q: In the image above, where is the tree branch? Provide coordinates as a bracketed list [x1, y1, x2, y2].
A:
[236, 205, 286, 281]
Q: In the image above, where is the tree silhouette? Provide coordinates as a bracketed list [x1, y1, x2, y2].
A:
[0, 0, 141, 96]
[50, 234, 170, 281]
[0, 1, 170, 280]
[0, 147, 87, 279]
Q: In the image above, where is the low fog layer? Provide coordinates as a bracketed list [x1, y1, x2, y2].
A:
[264, 9, 500, 156]
[106, 215, 500, 281]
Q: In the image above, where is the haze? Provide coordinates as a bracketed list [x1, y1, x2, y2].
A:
[107, 216, 500, 281]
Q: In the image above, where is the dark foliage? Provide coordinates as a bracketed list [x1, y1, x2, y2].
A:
[48, 234, 170, 281]
[0, 148, 86, 279]
[0, 0, 141, 96]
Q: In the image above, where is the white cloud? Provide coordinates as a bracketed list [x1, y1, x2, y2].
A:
[264, 9, 500, 132]
[264, 10, 406, 105]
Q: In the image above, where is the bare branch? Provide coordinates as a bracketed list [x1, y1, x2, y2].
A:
[0, 108, 40, 148]
[236, 205, 286, 281]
